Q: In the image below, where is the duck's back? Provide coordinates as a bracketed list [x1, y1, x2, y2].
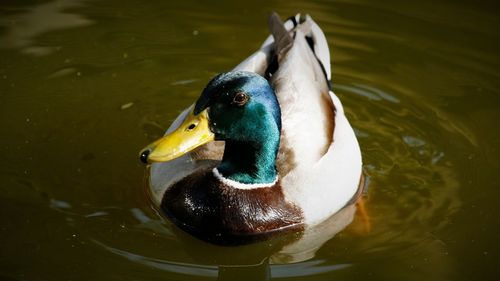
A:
[234, 14, 334, 175]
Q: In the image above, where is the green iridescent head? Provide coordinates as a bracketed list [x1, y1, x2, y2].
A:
[195, 71, 281, 141]
[196, 71, 282, 184]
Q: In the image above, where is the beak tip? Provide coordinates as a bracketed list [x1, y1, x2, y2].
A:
[140, 149, 151, 164]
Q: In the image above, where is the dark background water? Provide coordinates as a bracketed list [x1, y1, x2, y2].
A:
[1, 0, 499, 280]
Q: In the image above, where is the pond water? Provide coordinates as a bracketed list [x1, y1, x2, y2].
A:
[1, 0, 499, 280]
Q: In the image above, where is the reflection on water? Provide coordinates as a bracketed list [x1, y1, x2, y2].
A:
[93, 240, 219, 278]
[94, 237, 356, 280]
[336, 83, 400, 103]
[1, 0, 499, 280]
[0, 0, 92, 56]
[91, 203, 358, 280]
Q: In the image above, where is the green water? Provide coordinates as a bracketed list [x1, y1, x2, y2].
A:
[1, 0, 499, 280]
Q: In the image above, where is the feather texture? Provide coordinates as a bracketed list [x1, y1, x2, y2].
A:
[150, 13, 362, 226]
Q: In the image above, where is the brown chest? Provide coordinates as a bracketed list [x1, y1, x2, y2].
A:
[161, 169, 304, 244]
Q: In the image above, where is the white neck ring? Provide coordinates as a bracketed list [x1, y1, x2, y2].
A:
[212, 168, 278, 190]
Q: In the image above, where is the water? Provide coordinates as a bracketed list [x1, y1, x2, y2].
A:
[1, 0, 499, 280]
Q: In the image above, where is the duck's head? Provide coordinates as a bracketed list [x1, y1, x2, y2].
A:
[140, 71, 281, 184]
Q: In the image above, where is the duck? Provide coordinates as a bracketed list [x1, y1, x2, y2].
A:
[139, 13, 363, 245]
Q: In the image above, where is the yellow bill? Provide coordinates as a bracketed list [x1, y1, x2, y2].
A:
[139, 108, 214, 163]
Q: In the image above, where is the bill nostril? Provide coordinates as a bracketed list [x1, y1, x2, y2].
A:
[140, 149, 151, 164]
[187, 123, 196, 131]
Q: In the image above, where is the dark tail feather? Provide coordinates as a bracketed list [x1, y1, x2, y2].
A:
[268, 12, 293, 61]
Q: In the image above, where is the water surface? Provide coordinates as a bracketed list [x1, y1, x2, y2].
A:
[1, 0, 499, 280]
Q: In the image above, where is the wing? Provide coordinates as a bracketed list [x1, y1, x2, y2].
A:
[235, 13, 335, 175]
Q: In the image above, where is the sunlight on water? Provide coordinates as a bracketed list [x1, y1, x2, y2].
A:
[0, 0, 93, 56]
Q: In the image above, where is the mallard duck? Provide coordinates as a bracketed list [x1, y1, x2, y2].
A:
[140, 13, 363, 244]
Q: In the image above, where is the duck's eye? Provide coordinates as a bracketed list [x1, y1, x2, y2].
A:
[232, 92, 249, 106]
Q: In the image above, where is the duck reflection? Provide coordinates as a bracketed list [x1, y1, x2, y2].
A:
[93, 198, 365, 281]
[172, 201, 361, 281]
